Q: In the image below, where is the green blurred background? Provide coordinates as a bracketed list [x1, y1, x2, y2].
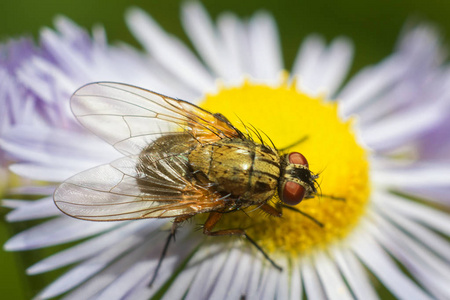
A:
[1, 0, 449, 298]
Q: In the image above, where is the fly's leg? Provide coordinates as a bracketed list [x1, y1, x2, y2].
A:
[279, 203, 324, 227]
[319, 194, 346, 201]
[149, 215, 192, 287]
[203, 211, 282, 271]
[277, 136, 309, 152]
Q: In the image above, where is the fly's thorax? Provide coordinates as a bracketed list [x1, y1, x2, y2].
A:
[188, 138, 280, 203]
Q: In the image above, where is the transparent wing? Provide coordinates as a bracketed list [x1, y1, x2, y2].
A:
[54, 154, 225, 221]
[71, 82, 242, 155]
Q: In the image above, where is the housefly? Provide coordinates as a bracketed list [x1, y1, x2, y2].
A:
[54, 82, 320, 285]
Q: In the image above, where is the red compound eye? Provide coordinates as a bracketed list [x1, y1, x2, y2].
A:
[281, 181, 305, 205]
[289, 152, 308, 167]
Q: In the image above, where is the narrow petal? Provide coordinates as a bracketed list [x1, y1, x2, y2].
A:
[9, 185, 56, 195]
[125, 8, 215, 94]
[360, 101, 447, 151]
[181, 2, 231, 80]
[1, 125, 117, 169]
[289, 260, 303, 300]
[208, 247, 244, 300]
[318, 37, 354, 97]
[161, 243, 221, 300]
[184, 245, 230, 300]
[351, 222, 432, 300]
[399, 185, 450, 206]
[373, 191, 450, 236]
[248, 11, 283, 82]
[217, 251, 254, 300]
[331, 246, 379, 300]
[97, 230, 200, 300]
[372, 163, 450, 189]
[217, 13, 249, 82]
[38, 231, 159, 299]
[337, 59, 406, 118]
[314, 251, 353, 300]
[27, 220, 164, 274]
[292, 36, 353, 97]
[256, 265, 278, 300]
[245, 254, 263, 297]
[301, 257, 326, 300]
[275, 257, 289, 300]
[4, 216, 119, 251]
[10, 163, 84, 182]
[292, 34, 326, 94]
[374, 196, 450, 260]
[369, 212, 450, 299]
[5, 196, 60, 222]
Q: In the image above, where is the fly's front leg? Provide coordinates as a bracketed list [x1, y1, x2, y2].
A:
[259, 203, 282, 217]
[203, 211, 282, 271]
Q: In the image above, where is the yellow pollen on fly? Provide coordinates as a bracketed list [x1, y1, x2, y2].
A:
[197, 80, 370, 255]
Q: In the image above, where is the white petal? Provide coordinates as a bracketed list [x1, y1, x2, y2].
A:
[293, 35, 326, 95]
[125, 8, 215, 94]
[39, 230, 160, 299]
[337, 58, 406, 118]
[301, 257, 326, 300]
[98, 229, 200, 300]
[218, 250, 254, 300]
[1, 125, 117, 171]
[217, 13, 248, 82]
[10, 163, 81, 182]
[2, 199, 30, 209]
[6, 196, 60, 222]
[9, 185, 56, 195]
[331, 246, 379, 300]
[373, 191, 450, 236]
[359, 100, 447, 151]
[27, 220, 164, 274]
[289, 260, 303, 300]
[208, 247, 243, 300]
[181, 2, 231, 80]
[245, 253, 263, 298]
[399, 186, 450, 206]
[161, 243, 221, 300]
[372, 163, 450, 189]
[318, 37, 354, 97]
[39, 27, 91, 80]
[248, 11, 283, 82]
[369, 212, 450, 299]
[275, 257, 289, 300]
[351, 222, 432, 300]
[256, 265, 278, 300]
[4, 216, 118, 251]
[374, 196, 450, 260]
[184, 244, 231, 300]
[314, 251, 353, 300]
[293, 36, 353, 97]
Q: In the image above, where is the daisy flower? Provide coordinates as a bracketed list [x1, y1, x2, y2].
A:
[2, 2, 450, 299]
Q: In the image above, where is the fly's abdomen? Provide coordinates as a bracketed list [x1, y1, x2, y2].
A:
[188, 139, 280, 203]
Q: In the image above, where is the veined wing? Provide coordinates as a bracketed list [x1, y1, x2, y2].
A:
[54, 154, 226, 221]
[71, 82, 243, 155]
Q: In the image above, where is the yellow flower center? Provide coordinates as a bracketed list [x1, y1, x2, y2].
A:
[197, 80, 370, 255]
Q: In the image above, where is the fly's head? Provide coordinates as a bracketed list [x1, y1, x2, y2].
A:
[278, 152, 319, 206]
